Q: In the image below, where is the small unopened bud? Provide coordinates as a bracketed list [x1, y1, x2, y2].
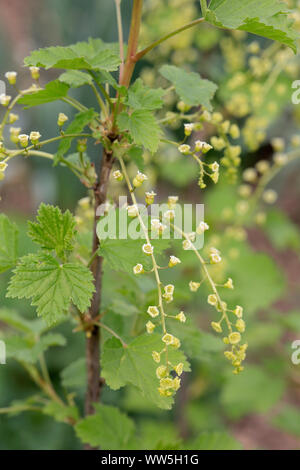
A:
[0, 94, 11, 107]
[184, 123, 194, 136]
[29, 66, 40, 81]
[5, 71, 17, 85]
[8, 113, 19, 124]
[145, 191, 156, 205]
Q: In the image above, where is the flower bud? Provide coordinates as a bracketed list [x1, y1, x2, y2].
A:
[29, 66, 40, 81]
[145, 191, 156, 205]
[133, 263, 144, 275]
[113, 170, 123, 181]
[211, 321, 222, 333]
[146, 321, 155, 334]
[228, 332, 241, 344]
[0, 94, 11, 107]
[142, 243, 154, 255]
[174, 363, 184, 376]
[5, 71, 17, 85]
[184, 123, 194, 136]
[30, 131, 41, 145]
[57, 113, 68, 127]
[8, 113, 19, 124]
[169, 256, 181, 267]
[152, 351, 160, 363]
[168, 195, 178, 209]
[189, 281, 200, 292]
[178, 144, 191, 155]
[147, 306, 159, 318]
[133, 171, 147, 188]
[18, 134, 29, 148]
[127, 204, 139, 218]
[207, 294, 218, 306]
[176, 311, 186, 323]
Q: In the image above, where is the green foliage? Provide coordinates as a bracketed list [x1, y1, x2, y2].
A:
[125, 79, 165, 111]
[5, 333, 66, 363]
[102, 334, 190, 409]
[19, 80, 69, 108]
[54, 109, 97, 164]
[59, 70, 93, 88]
[185, 432, 242, 450]
[7, 253, 94, 325]
[75, 404, 135, 449]
[0, 214, 18, 273]
[221, 365, 285, 419]
[117, 109, 161, 153]
[24, 38, 121, 71]
[160, 65, 217, 110]
[205, 0, 299, 52]
[43, 402, 79, 424]
[28, 204, 76, 258]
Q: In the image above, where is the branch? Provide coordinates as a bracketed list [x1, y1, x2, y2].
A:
[120, 0, 143, 87]
[85, 147, 114, 418]
[135, 17, 204, 61]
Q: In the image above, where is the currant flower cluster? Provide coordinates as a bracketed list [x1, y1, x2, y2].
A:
[0, 67, 43, 180]
[113, 161, 189, 398]
[175, 109, 241, 185]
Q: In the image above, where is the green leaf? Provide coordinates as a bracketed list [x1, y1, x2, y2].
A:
[126, 145, 145, 170]
[102, 334, 190, 409]
[61, 358, 86, 389]
[126, 79, 165, 110]
[5, 332, 66, 363]
[54, 108, 96, 164]
[75, 404, 135, 450]
[98, 231, 170, 273]
[43, 401, 79, 423]
[18, 80, 69, 108]
[117, 110, 161, 153]
[24, 38, 121, 71]
[0, 214, 18, 273]
[221, 365, 285, 419]
[160, 65, 217, 110]
[205, 0, 298, 53]
[6, 253, 94, 325]
[28, 203, 76, 258]
[59, 70, 93, 88]
[185, 432, 242, 450]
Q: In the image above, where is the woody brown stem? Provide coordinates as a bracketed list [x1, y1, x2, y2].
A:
[85, 147, 114, 421]
[119, 0, 143, 87]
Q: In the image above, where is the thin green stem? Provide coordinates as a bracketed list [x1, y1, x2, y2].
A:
[171, 223, 232, 332]
[90, 82, 108, 117]
[4, 133, 92, 162]
[62, 96, 88, 112]
[95, 321, 127, 348]
[115, 0, 125, 80]
[200, 0, 207, 16]
[135, 17, 204, 61]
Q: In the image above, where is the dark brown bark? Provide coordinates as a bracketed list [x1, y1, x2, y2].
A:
[85, 148, 114, 418]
